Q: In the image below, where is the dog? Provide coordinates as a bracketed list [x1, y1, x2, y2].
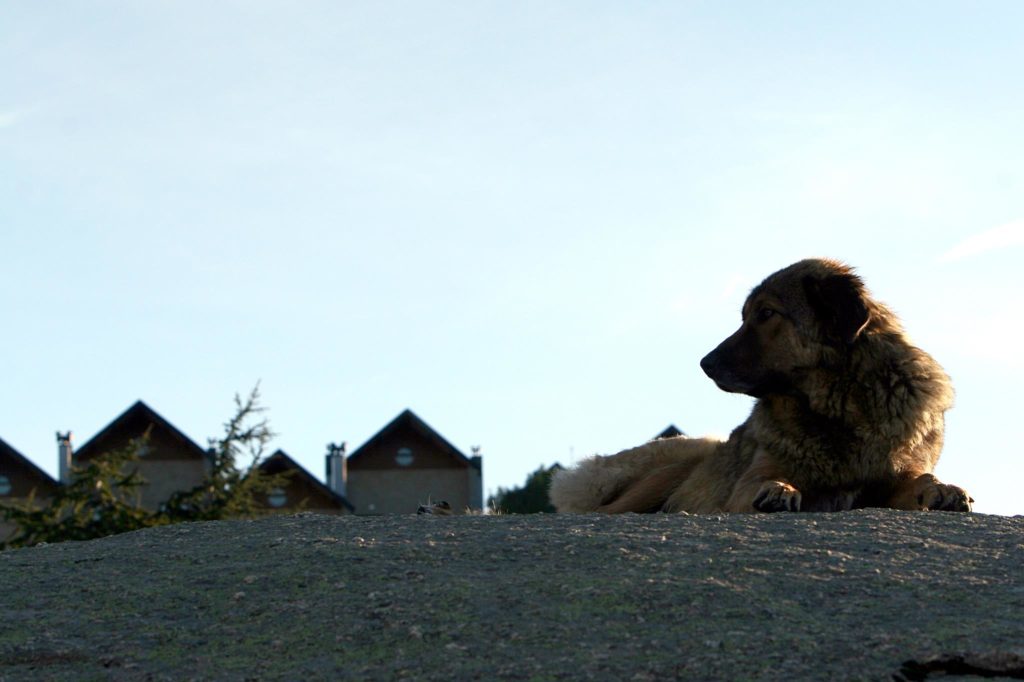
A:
[549, 258, 972, 514]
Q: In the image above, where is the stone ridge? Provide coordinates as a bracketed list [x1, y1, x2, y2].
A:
[1, 510, 1021, 681]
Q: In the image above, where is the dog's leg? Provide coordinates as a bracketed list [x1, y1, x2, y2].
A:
[725, 448, 802, 513]
[597, 459, 700, 514]
[887, 472, 972, 512]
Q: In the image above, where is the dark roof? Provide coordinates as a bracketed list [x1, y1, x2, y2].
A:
[74, 400, 210, 462]
[0, 436, 58, 488]
[347, 409, 480, 470]
[259, 449, 355, 512]
[654, 424, 686, 439]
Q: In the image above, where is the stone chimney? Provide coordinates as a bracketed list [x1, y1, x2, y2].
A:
[325, 442, 347, 497]
[468, 445, 483, 511]
[56, 431, 74, 484]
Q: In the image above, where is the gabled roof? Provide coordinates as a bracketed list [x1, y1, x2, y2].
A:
[259, 449, 355, 512]
[74, 400, 210, 462]
[0, 435, 58, 489]
[654, 424, 686, 439]
[347, 409, 479, 470]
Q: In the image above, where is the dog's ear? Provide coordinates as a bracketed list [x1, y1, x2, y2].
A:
[803, 273, 871, 345]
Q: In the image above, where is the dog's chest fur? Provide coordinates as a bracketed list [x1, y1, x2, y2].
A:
[752, 395, 897, 489]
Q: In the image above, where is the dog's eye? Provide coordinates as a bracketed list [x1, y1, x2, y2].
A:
[758, 308, 776, 322]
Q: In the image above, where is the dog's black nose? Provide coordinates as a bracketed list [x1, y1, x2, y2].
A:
[699, 352, 716, 377]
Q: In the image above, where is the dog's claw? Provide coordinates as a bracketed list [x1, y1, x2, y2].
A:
[753, 481, 802, 513]
[921, 483, 972, 512]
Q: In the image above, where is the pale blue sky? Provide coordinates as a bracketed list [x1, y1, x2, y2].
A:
[2, 2, 1022, 514]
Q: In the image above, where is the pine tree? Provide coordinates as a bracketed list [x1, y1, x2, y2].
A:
[0, 437, 153, 547]
[158, 386, 286, 523]
[488, 464, 563, 514]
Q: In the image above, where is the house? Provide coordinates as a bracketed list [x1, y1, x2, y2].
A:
[655, 424, 686, 439]
[70, 401, 213, 511]
[69, 401, 356, 514]
[258, 450, 353, 515]
[0, 436, 60, 541]
[345, 409, 483, 515]
[3, 403, 479, 527]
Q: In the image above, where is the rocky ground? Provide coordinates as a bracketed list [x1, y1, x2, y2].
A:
[1, 510, 1022, 681]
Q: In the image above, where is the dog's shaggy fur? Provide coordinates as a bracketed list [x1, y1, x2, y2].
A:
[550, 259, 972, 514]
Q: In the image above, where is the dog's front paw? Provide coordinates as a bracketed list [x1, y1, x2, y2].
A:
[919, 483, 973, 512]
[753, 481, 802, 512]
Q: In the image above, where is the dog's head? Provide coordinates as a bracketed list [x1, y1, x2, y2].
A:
[700, 259, 872, 397]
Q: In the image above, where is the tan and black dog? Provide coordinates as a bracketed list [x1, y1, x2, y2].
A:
[549, 258, 972, 514]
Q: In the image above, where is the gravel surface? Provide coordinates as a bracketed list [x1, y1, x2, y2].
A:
[1, 510, 1022, 681]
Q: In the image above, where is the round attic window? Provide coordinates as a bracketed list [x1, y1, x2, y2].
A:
[395, 448, 414, 467]
[0, 475, 11, 496]
[267, 488, 288, 508]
